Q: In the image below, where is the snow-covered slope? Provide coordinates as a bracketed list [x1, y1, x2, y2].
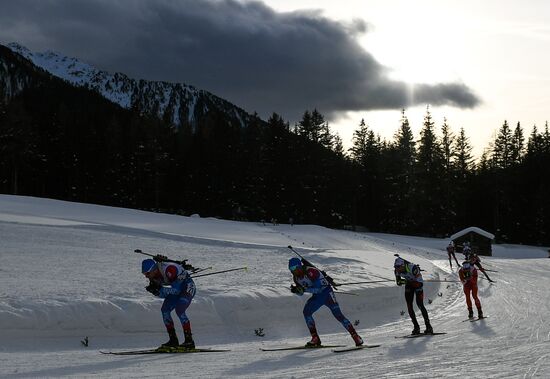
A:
[5, 43, 254, 129]
[0, 195, 548, 378]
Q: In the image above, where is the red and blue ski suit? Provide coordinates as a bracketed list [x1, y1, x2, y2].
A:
[151, 262, 196, 335]
[292, 266, 357, 337]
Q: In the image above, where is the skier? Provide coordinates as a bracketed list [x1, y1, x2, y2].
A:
[394, 257, 433, 335]
[462, 241, 472, 259]
[458, 261, 483, 318]
[467, 253, 494, 282]
[142, 258, 196, 349]
[446, 241, 461, 269]
[288, 257, 364, 347]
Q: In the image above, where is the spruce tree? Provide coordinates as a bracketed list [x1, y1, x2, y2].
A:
[493, 120, 513, 169]
[510, 121, 525, 165]
[383, 109, 416, 233]
[415, 106, 445, 235]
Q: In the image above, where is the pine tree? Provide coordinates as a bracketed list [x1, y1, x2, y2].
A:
[332, 133, 345, 157]
[454, 127, 474, 179]
[350, 119, 369, 164]
[510, 121, 525, 165]
[349, 118, 383, 228]
[493, 120, 513, 169]
[440, 118, 455, 174]
[382, 109, 416, 233]
[297, 109, 327, 144]
[415, 106, 445, 235]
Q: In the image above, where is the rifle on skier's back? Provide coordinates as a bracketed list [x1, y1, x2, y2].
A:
[134, 249, 197, 272]
[287, 245, 339, 289]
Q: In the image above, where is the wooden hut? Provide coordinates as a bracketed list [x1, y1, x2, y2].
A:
[451, 227, 494, 256]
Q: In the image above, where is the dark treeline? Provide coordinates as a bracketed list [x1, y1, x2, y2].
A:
[348, 109, 550, 245]
[1, 74, 549, 245]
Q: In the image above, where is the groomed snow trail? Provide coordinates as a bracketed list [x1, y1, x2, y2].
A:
[1, 195, 549, 378]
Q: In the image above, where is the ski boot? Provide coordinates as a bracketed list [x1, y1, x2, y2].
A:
[477, 308, 484, 319]
[351, 333, 364, 346]
[424, 324, 433, 335]
[180, 330, 195, 350]
[305, 334, 321, 347]
[468, 308, 474, 319]
[160, 329, 179, 348]
[411, 325, 421, 335]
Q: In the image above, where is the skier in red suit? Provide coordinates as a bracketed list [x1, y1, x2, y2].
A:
[458, 262, 483, 319]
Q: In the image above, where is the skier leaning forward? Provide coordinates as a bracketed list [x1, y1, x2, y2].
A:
[394, 257, 433, 335]
[458, 261, 484, 319]
[288, 257, 364, 347]
[142, 258, 197, 349]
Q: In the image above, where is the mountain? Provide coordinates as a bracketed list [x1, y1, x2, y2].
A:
[5, 42, 256, 129]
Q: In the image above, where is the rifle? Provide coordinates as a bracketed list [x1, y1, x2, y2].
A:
[287, 245, 339, 289]
[134, 249, 197, 272]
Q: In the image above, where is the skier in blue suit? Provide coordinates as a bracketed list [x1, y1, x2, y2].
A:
[288, 257, 363, 347]
[142, 258, 196, 348]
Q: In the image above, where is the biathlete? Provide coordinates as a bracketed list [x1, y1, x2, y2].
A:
[458, 261, 484, 319]
[142, 258, 197, 349]
[288, 257, 363, 347]
[394, 257, 433, 335]
[446, 241, 461, 269]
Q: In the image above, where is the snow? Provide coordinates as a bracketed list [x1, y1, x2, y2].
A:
[450, 226, 495, 241]
[1, 194, 549, 378]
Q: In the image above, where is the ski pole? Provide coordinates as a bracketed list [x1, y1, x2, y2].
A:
[191, 266, 212, 274]
[334, 291, 359, 296]
[191, 266, 248, 278]
[333, 280, 395, 286]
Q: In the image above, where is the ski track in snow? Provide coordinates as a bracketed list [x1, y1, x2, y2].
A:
[0, 195, 549, 378]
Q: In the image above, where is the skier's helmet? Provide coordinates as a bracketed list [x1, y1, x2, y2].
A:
[142, 259, 157, 273]
[462, 262, 471, 270]
[288, 257, 302, 271]
[394, 257, 405, 268]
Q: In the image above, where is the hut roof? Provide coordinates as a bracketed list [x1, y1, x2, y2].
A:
[451, 226, 495, 240]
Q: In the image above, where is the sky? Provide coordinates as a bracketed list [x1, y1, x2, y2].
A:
[1, 0, 549, 157]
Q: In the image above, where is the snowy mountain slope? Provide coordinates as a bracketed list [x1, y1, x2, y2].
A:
[0, 195, 549, 378]
[5, 43, 255, 129]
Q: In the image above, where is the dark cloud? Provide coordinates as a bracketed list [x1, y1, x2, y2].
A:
[0, 0, 480, 121]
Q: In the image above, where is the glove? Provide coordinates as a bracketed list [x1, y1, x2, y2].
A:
[396, 278, 406, 286]
[145, 283, 161, 296]
[153, 254, 168, 262]
[290, 285, 304, 296]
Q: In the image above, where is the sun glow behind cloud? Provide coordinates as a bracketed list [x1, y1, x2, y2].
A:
[361, 3, 468, 86]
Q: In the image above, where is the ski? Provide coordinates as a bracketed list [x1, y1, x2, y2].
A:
[470, 316, 488, 322]
[462, 316, 488, 322]
[260, 344, 344, 352]
[395, 332, 447, 339]
[100, 347, 229, 355]
[333, 344, 381, 353]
